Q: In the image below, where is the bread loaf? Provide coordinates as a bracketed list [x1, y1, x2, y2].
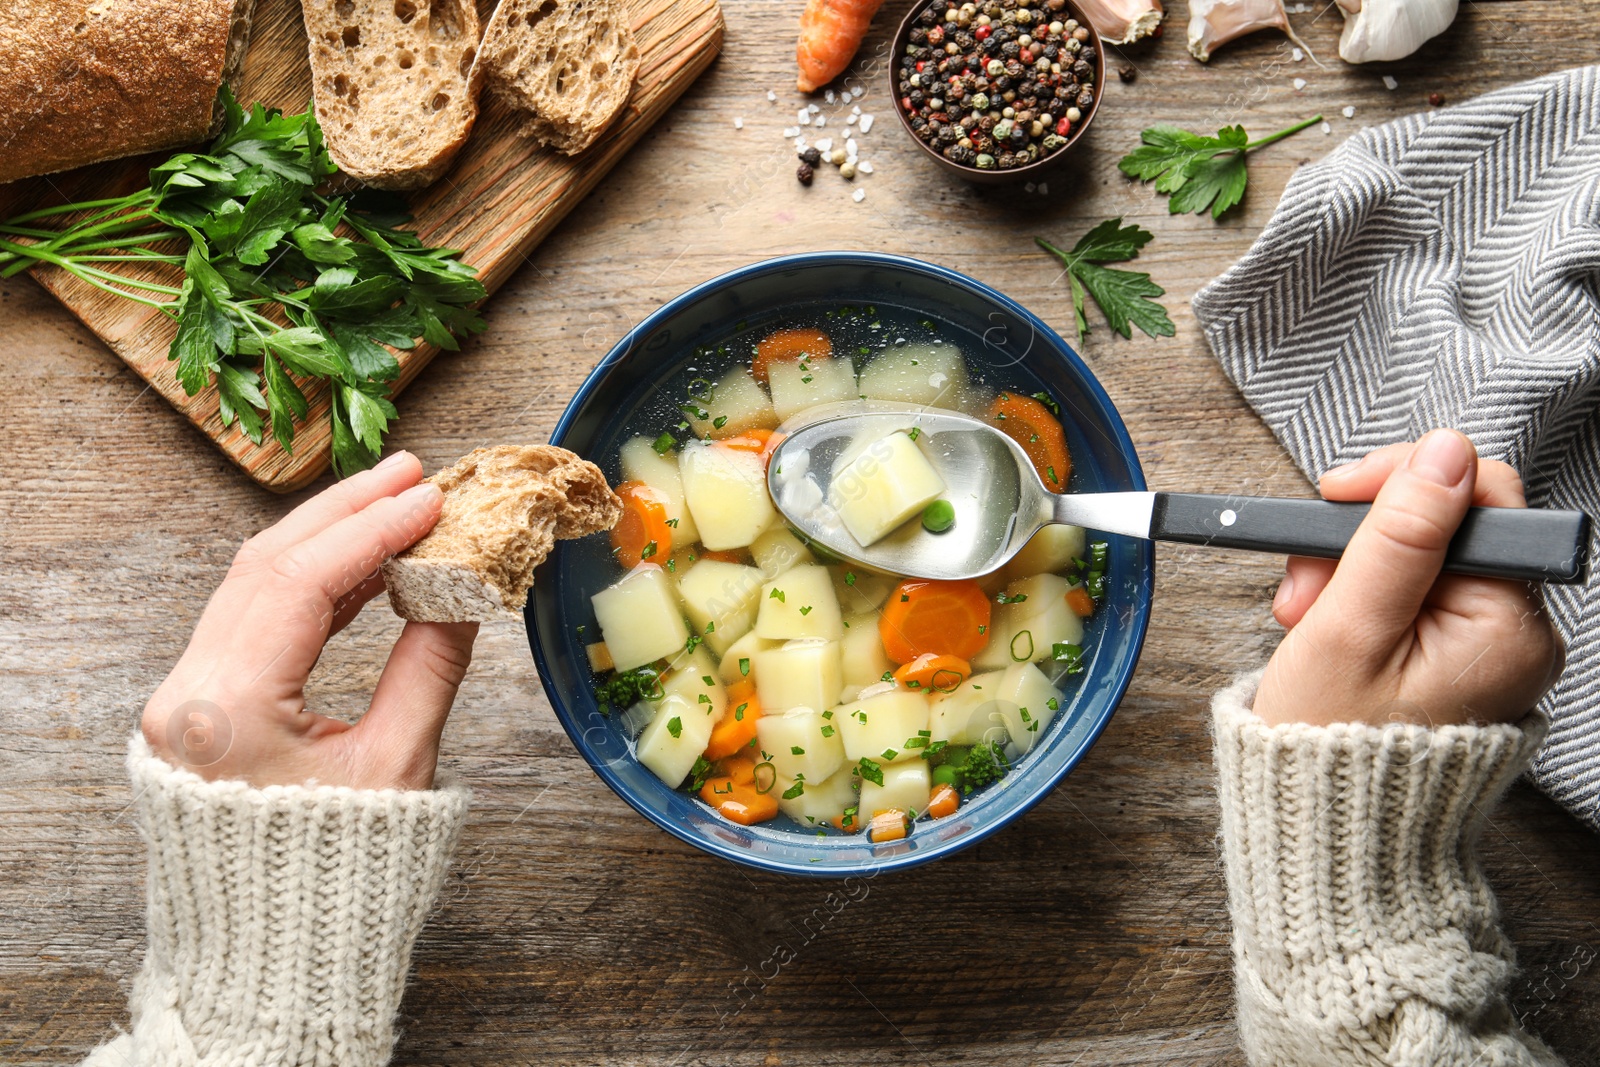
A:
[0, 0, 256, 185]
[479, 0, 641, 155]
[382, 445, 622, 622]
[302, 0, 483, 189]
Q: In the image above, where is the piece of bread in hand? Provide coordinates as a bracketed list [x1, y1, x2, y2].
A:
[302, 0, 483, 189]
[0, 0, 257, 185]
[382, 446, 621, 622]
[479, 0, 641, 155]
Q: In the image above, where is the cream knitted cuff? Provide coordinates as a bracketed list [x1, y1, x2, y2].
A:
[92, 736, 470, 1067]
[1212, 671, 1561, 1067]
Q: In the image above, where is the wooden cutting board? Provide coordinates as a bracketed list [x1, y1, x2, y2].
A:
[5, 0, 722, 492]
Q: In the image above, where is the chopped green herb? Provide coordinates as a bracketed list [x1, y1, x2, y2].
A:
[690, 756, 715, 791]
[1010, 629, 1035, 662]
[641, 540, 658, 560]
[735, 702, 748, 721]
[665, 517, 679, 528]
[1053, 642, 1085, 675]
[908, 426, 921, 441]
[666, 717, 682, 739]
[769, 588, 786, 603]
[753, 762, 777, 794]
[652, 431, 677, 455]
[782, 779, 806, 800]
[1030, 391, 1061, 416]
[821, 724, 836, 737]
[739, 657, 751, 677]
[856, 757, 885, 787]
[845, 572, 857, 586]
[713, 415, 729, 429]
[791, 745, 806, 756]
[685, 633, 702, 653]
[799, 605, 813, 615]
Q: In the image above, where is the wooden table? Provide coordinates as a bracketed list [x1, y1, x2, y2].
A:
[2, 3, 1597, 1063]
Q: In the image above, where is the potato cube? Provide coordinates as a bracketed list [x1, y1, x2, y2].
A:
[756, 707, 846, 784]
[591, 565, 689, 671]
[660, 646, 727, 721]
[776, 767, 859, 828]
[751, 526, 813, 579]
[680, 442, 776, 550]
[928, 670, 1010, 746]
[675, 559, 765, 655]
[834, 568, 895, 615]
[619, 435, 699, 549]
[755, 564, 843, 640]
[635, 694, 715, 788]
[994, 661, 1064, 757]
[829, 430, 947, 547]
[685, 366, 778, 440]
[719, 629, 776, 684]
[1004, 524, 1088, 580]
[857, 344, 968, 407]
[840, 613, 893, 692]
[753, 639, 843, 713]
[859, 760, 932, 819]
[835, 688, 930, 763]
[767, 356, 858, 421]
[972, 573, 1084, 671]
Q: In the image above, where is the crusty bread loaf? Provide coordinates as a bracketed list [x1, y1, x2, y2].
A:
[303, 0, 483, 189]
[0, 0, 256, 185]
[383, 445, 622, 622]
[479, 0, 641, 155]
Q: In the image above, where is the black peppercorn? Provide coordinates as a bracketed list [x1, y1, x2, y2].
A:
[1118, 64, 1136, 83]
[1072, 58, 1092, 78]
[909, 89, 926, 106]
[799, 146, 821, 166]
[955, 30, 975, 49]
[796, 163, 814, 185]
[909, 27, 928, 44]
[938, 123, 959, 143]
[1076, 87, 1094, 108]
[1001, 40, 1020, 58]
[918, 6, 937, 24]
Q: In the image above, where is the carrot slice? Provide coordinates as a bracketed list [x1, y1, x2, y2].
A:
[700, 756, 780, 825]
[714, 427, 785, 471]
[831, 809, 863, 833]
[705, 683, 762, 760]
[879, 579, 992, 664]
[1064, 585, 1096, 617]
[610, 481, 674, 564]
[927, 783, 960, 819]
[868, 809, 908, 842]
[892, 653, 971, 693]
[989, 392, 1072, 492]
[753, 328, 831, 384]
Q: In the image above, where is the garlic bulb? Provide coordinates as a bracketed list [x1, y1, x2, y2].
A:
[1188, 0, 1314, 62]
[1336, 0, 1458, 62]
[1074, 0, 1164, 45]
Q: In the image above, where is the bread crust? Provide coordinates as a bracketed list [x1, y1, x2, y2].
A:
[383, 445, 622, 622]
[0, 0, 256, 185]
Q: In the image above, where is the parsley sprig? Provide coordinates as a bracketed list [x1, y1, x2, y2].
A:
[1035, 219, 1175, 343]
[0, 88, 486, 474]
[1118, 115, 1322, 218]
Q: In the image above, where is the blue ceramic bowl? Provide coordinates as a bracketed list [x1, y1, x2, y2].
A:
[527, 252, 1152, 877]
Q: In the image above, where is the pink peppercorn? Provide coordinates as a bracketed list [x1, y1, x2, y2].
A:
[1056, 117, 1072, 136]
[974, 24, 990, 39]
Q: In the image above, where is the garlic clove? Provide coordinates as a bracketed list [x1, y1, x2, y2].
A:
[1073, 0, 1165, 45]
[1337, 0, 1458, 63]
[1188, 0, 1316, 63]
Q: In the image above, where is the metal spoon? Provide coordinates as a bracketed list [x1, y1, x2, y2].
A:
[766, 403, 1589, 584]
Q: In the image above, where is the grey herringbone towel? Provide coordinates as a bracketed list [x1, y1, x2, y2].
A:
[1193, 66, 1600, 832]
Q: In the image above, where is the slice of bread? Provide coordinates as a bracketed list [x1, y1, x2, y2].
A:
[479, 0, 641, 155]
[382, 445, 622, 622]
[303, 0, 483, 189]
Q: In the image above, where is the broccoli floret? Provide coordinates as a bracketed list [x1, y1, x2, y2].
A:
[594, 665, 663, 715]
[957, 740, 1010, 794]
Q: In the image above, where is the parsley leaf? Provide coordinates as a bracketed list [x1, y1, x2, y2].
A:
[1118, 115, 1322, 218]
[1035, 219, 1175, 343]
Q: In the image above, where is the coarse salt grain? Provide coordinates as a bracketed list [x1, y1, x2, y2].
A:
[815, 115, 827, 127]
[1321, 120, 1332, 135]
[858, 161, 874, 174]
[799, 109, 811, 125]
[846, 138, 859, 155]
[808, 103, 821, 113]
[1037, 182, 1048, 194]
[733, 116, 744, 129]
[815, 137, 833, 152]
[783, 126, 799, 137]
[859, 114, 875, 133]
[852, 105, 862, 115]
[852, 188, 866, 202]
[1292, 47, 1304, 61]
[1025, 182, 1037, 193]
[1382, 75, 1398, 90]
[767, 90, 777, 103]
[826, 90, 836, 103]
[1342, 105, 1356, 118]
[847, 114, 858, 125]
[1293, 78, 1306, 90]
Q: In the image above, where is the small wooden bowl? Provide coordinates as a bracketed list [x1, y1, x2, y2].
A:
[887, 0, 1107, 185]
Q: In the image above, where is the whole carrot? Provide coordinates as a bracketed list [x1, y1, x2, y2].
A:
[796, 0, 887, 93]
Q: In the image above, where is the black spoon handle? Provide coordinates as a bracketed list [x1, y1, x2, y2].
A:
[1149, 493, 1590, 584]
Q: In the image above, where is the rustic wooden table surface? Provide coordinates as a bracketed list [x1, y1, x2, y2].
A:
[2, 2, 1597, 1064]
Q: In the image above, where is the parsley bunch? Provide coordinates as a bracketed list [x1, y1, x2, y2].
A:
[0, 88, 485, 474]
[1118, 115, 1322, 218]
[1036, 219, 1175, 343]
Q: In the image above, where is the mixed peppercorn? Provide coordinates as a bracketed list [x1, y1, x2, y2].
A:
[897, 0, 1098, 171]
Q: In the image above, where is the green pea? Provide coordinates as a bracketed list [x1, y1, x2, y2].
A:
[931, 764, 961, 787]
[922, 499, 956, 534]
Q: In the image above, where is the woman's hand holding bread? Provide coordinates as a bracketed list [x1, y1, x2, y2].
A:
[140, 452, 478, 790]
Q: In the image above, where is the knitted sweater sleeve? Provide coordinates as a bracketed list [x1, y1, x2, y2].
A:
[82, 736, 470, 1067]
[1212, 671, 1566, 1067]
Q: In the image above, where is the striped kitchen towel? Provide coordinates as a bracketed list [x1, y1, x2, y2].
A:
[1193, 66, 1600, 832]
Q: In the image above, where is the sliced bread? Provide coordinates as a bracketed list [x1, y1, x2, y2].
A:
[0, 0, 257, 185]
[479, 0, 641, 155]
[382, 445, 621, 622]
[302, 0, 483, 189]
